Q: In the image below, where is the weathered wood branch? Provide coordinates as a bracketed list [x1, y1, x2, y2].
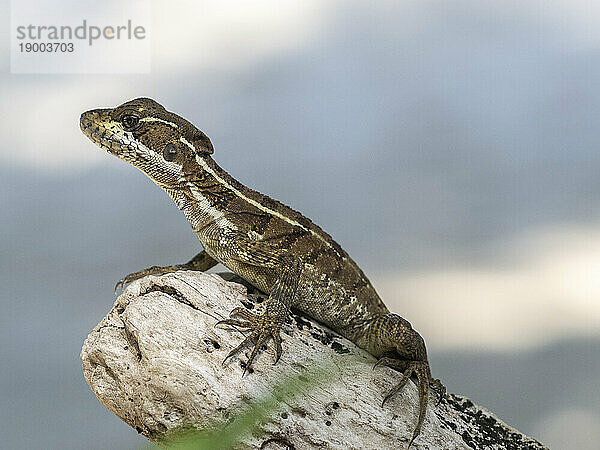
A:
[81, 271, 547, 449]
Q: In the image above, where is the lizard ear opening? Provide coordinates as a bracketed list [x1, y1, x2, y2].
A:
[190, 131, 214, 155]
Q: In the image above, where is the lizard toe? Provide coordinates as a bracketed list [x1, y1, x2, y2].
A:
[431, 377, 446, 405]
[229, 307, 257, 321]
[114, 265, 179, 294]
[223, 330, 259, 366]
[215, 318, 253, 329]
[376, 358, 431, 448]
[218, 305, 285, 373]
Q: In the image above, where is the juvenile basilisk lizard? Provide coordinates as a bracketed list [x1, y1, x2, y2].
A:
[80, 98, 444, 447]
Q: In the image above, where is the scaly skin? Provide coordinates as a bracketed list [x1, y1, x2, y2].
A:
[80, 98, 444, 447]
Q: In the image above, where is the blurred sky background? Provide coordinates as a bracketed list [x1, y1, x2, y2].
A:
[2, 1, 600, 449]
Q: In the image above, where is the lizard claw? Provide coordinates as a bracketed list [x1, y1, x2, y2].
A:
[216, 305, 285, 373]
[375, 358, 433, 448]
[114, 270, 149, 294]
[114, 278, 126, 295]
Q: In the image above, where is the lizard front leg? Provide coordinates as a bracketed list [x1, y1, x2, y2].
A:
[114, 249, 218, 293]
[216, 258, 301, 374]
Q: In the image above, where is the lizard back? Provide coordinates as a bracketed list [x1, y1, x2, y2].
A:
[174, 154, 391, 339]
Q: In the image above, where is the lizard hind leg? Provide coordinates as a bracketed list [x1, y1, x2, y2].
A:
[371, 313, 443, 447]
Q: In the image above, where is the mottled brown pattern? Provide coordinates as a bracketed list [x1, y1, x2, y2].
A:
[80, 98, 444, 447]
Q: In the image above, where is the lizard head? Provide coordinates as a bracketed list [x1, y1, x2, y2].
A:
[80, 97, 213, 188]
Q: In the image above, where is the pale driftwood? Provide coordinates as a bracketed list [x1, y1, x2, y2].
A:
[81, 271, 546, 449]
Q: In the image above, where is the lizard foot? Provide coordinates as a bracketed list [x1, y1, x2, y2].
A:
[114, 250, 218, 294]
[374, 357, 432, 448]
[216, 305, 284, 375]
[114, 265, 176, 294]
[431, 377, 446, 405]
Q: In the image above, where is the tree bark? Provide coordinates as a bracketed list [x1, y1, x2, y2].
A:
[81, 271, 547, 449]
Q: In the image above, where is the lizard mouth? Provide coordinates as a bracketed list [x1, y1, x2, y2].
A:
[80, 109, 140, 160]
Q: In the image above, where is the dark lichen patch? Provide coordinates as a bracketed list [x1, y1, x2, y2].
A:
[437, 413, 457, 432]
[310, 331, 330, 345]
[202, 338, 221, 352]
[330, 341, 350, 354]
[293, 314, 351, 355]
[324, 401, 341, 420]
[308, 327, 339, 348]
[443, 394, 548, 450]
[293, 315, 313, 331]
[462, 430, 476, 448]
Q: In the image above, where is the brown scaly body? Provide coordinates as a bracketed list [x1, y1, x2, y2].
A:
[80, 98, 444, 447]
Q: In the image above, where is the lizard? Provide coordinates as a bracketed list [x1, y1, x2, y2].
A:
[80, 97, 444, 447]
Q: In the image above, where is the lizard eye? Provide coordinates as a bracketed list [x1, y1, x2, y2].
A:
[121, 114, 139, 130]
[163, 143, 178, 161]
